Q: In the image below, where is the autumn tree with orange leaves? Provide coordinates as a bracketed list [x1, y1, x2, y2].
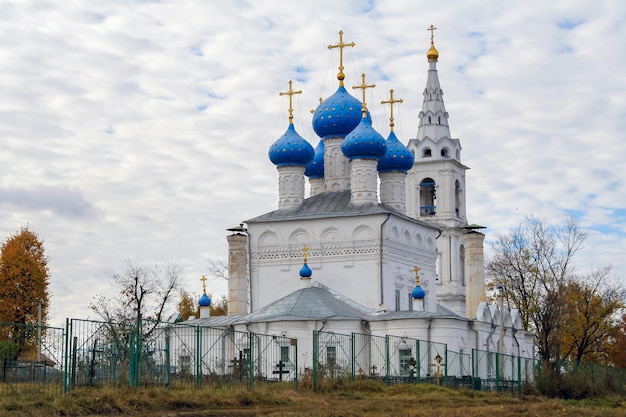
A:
[0, 227, 50, 358]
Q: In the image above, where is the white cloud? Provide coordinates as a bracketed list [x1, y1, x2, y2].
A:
[1, 0, 625, 326]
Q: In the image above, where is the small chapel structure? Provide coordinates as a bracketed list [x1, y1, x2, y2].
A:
[187, 29, 534, 375]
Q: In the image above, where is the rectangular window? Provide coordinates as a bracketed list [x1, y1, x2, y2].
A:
[326, 346, 336, 365]
[408, 292, 413, 311]
[179, 355, 191, 375]
[280, 346, 290, 363]
[395, 289, 401, 311]
[399, 348, 415, 377]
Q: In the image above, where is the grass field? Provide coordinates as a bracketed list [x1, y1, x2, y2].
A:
[1, 381, 625, 416]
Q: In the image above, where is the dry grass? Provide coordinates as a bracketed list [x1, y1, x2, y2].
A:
[0, 381, 624, 416]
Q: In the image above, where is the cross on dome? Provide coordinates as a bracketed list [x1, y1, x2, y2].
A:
[328, 30, 355, 86]
[412, 266, 421, 286]
[427, 24, 440, 62]
[302, 244, 309, 263]
[381, 89, 403, 132]
[200, 275, 207, 294]
[279, 80, 302, 124]
[352, 73, 375, 117]
[428, 24, 437, 44]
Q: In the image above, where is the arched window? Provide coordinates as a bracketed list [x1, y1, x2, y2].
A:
[438, 116, 442, 124]
[422, 148, 432, 157]
[455, 180, 461, 217]
[428, 116, 432, 124]
[419, 178, 436, 216]
[441, 147, 449, 157]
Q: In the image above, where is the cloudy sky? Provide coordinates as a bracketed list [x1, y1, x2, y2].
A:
[1, 0, 625, 327]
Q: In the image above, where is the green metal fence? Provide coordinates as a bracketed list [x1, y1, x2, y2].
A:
[63, 318, 299, 391]
[312, 330, 542, 392]
[4, 319, 626, 398]
[1, 321, 64, 397]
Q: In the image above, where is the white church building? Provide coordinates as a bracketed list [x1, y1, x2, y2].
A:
[182, 30, 534, 380]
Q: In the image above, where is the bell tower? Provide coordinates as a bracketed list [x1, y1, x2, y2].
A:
[406, 26, 473, 317]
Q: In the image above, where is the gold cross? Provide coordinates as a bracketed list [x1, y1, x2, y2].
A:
[328, 30, 355, 85]
[200, 275, 207, 294]
[412, 266, 421, 286]
[352, 73, 375, 117]
[381, 89, 403, 132]
[302, 245, 309, 263]
[428, 24, 437, 45]
[279, 80, 302, 124]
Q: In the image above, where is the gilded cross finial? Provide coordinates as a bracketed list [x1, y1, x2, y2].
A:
[200, 275, 207, 294]
[279, 80, 302, 124]
[412, 266, 421, 286]
[328, 30, 355, 86]
[302, 245, 309, 263]
[352, 73, 375, 117]
[381, 89, 403, 132]
[428, 24, 437, 45]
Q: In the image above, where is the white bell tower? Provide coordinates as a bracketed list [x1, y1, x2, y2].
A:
[406, 26, 476, 317]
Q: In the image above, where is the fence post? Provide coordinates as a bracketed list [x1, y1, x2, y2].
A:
[294, 338, 299, 390]
[385, 335, 390, 386]
[165, 327, 171, 388]
[416, 339, 421, 383]
[63, 318, 71, 393]
[71, 336, 78, 390]
[195, 326, 202, 388]
[495, 352, 500, 393]
[351, 333, 355, 382]
[471, 349, 475, 390]
[444, 346, 448, 379]
[312, 331, 318, 390]
[517, 355, 521, 395]
[248, 332, 254, 390]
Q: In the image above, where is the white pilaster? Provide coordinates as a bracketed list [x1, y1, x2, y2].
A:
[350, 158, 379, 205]
[324, 137, 351, 192]
[379, 171, 407, 214]
[277, 165, 306, 209]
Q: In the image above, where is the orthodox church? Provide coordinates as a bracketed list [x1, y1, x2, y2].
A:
[190, 30, 534, 371]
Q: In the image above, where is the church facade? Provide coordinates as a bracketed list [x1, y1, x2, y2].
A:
[188, 30, 534, 376]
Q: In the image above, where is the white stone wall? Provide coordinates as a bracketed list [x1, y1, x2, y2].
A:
[247, 213, 437, 312]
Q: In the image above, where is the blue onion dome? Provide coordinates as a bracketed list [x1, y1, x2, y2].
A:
[378, 131, 415, 172]
[312, 86, 363, 139]
[198, 293, 211, 307]
[305, 140, 324, 178]
[299, 262, 312, 278]
[412, 285, 425, 300]
[341, 115, 387, 160]
[268, 124, 315, 167]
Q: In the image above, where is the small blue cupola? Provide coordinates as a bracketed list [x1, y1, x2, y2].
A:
[304, 140, 325, 179]
[342, 73, 386, 161]
[269, 81, 315, 167]
[312, 31, 362, 139]
[378, 131, 414, 172]
[300, 245, 312, 287]
[411, 267, 426, 300]
[198, 275, 212, 319]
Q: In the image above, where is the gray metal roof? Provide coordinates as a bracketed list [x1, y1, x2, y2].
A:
[246, 190, 437, 229]
[242, 285, 371, 323]
[369, 304, 462, 321]
[185, 314, 245, 328]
